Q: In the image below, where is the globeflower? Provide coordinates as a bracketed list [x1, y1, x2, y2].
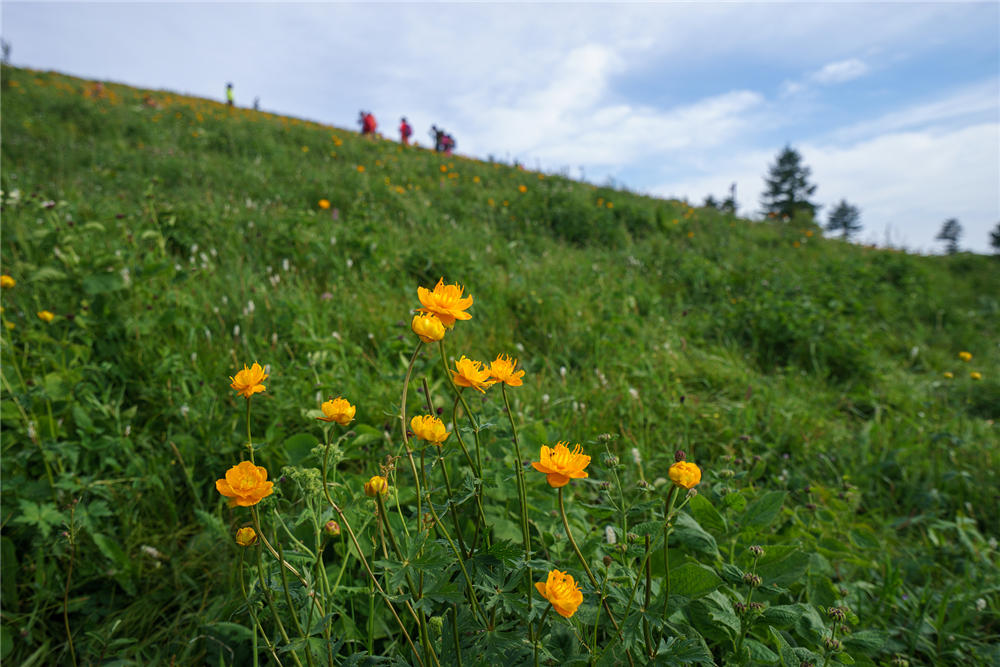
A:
[970, 371, 982, 381]
[943, 371, 954, 379]
[958, 351, 973, 362]
[410, 414, 449, 445]
[216, 461, 275, 507]
[0, 275, 15, 288]
[489, 353, 524, 386]
[417, 278, 473, 328]
[411, 313, 445, 343]
[531, 442, 590, 488]
[235, 527, 257, 547]
[318, 397, 356, 425]
[668, 461, 701, 490]
[364, 475, 389, 497]
[451, 356, 494, 393]
[535, 570, 584, 618]
[318, 199, 331, 209]
[37, 310, 55, 323]
[230, 362, 268, 399]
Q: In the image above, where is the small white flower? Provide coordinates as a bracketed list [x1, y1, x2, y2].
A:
[27, 421, 37, 440]
[271, 332, 278, 345]
[515, 342, 525, 352]
[631, 447, 641, 464]
[605, 526, 617, 544]
[976, 598, 987, 612]
[124, 424, 131, 437]
[541, 394, 549, 404]
[559, 366, 567, 379]
[346, 258, 353, 268]
[282, 258, 290, 272]
[140, 545, 164, 560]
[204, 327, 212, 341]
[246, 299, 255, 313]
[331, 331, 341, 341]
[180, 404, 190, 417]
[233, 324, 240, 337]
[628, 387, 640, 400]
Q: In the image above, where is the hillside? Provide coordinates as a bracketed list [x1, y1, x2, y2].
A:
[1, 65, 998, 665]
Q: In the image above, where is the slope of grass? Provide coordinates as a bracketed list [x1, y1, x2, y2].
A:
[1, 65, 997, 665]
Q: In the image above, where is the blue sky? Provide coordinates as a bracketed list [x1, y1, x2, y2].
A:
[2, 1, 998, 252]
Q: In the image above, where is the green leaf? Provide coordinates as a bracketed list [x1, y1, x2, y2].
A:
[769, 626, 799, 667]
[283, 432, 319, 465]
[747, 639, 779, 663]
[757, 549, 810, 587]
[669, 562, 722, 598]
[761, 605, 800, 630]
[842, 630, 888, 656]
[741, 490, 787, 530]
[82, 272, 126, 295]
[13, 500, 65, 538]
[688, 493, 726, 536]
[655, 635, 714, 664]
[671, 511, 719, 558]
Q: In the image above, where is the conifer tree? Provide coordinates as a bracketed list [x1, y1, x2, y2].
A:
[936, 218, 962, 254]
[760, 145, 818, 220]
[826, 199, 862, 240]
[990, 222, 1000, 254]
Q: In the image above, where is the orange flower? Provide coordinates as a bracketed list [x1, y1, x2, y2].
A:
[958, 351, 972, 362]
[451, 356, 494, 393]
[417, 278, 473, 327]
[318, 397, 356, 425]
[0, 275, 15, 288]
[518, 184, 527, 193]
[37, 310, 55, 323]
[411, 313, 445, 343]
[535, 570, 584, 618]
[356, 165, 366, 173]
[668, 461, 701, 489]
[489, 353, 524, 386]
[364, 475, 389, 497]
[318, 199, 331, 209]
[216, 461, 274, 507]
[235, 527, 257, 546]
[531, 442, 590, 488]
[230, 362, 268, 399]
[410, 415, 449, 445]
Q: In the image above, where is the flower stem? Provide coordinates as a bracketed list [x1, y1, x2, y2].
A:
[400, 342, 425, 530]
[276, 538, 316, 667]
[501, 384, 535, 648]
[661, 485, 678, 621]
[246, 398, 254, 463]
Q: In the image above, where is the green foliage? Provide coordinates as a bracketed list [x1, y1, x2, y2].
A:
[761, 145, 819, 220]
[826, 199, 863, 240]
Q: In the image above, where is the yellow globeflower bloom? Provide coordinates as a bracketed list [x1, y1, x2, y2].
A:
[451, 356, 494, 393]
[417, 278, 473, 328]
[235, 527, 257, 547]
[668, 461, 701, 490]
[410, 415, 449, 445]
[0, 275, 15, 288]
[37, 310, 55, 323]
[489, 353, 524, 386]
[318, 199, 331, 209]
[216, 461, 274, 507]
[958, 351, 973, 362]
[535, 570, 584, 618]
[364, 475, 389, 497]
[531, 442, 590, 488]
[411, 313, 445, 343]
[943, 371, 954, 379]
[230, 362, 268, 399]
[970, 371, 982, 381]
[318, 397, 356, 425]
[518, 184, 527, 193]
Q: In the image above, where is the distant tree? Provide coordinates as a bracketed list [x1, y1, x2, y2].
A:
[721, 182, 737, 215]
[1, 39, 10, 66]
[825, 199, 862, 240]
[991, 222, 1000, 254]
[761, 145, 819, 221]
[936, 218, 962, 254]
[703, 195, 719, 209]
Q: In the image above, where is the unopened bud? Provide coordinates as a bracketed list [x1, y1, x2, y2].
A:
[674, 449, 686, 462]
[823, 637, 842, 652]
[748, 545, 764, 558]
[602, 555, 613, 567]
[743, 573, 762, 587]
[324, 520, 341, 537]
[828, 606, 846, 622]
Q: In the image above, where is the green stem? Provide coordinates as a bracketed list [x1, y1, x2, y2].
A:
[423, 486, 486, 626]
[400, 342, 425, 526]
[246, 398, 254, 463]
[661, 485, 678, 621]
[276, 539, 316, 667]
[501, 383, 535, 648]
[252, 517, 302, 667]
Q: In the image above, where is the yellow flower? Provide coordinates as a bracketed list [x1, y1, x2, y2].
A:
[518, 184, 527, 193]
[417, 278, 473, 327]
[943, 371, 954, 379]
[451, 356, 494, 393]
[958, 351, 972, 362]
[235, 527, 257, 546]
[318, 199, 331, 209]
[535, 570, 584, 618]
[318, 397, 356, 425]
[356, 165, 365, 173]
[668, 461, 701, 489]
[364, 475, 389, 497]
[970, 371, 982, 381]
[411, 313, 446, 343]
[606, 202, 613, 209]
[531, 442, 590, 488]
[301, 146, 309, 153]
[0, 275, 15, 288]
[230, 362, 268, 399]
[440, 164, 448, 173]
[489, 353, 524, 386]
[410, 415, 450, 445]
[216, 461, 275, 507]
[473, 176, 481, 183]
[37, 310, 55, 323]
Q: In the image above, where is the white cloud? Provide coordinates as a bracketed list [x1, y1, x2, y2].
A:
[811, 58, 870, 84]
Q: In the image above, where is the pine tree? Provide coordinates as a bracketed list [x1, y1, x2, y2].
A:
[935, 218, 962, 254]
[990, 222, 1000, 254]
[760, 145, 818, 221]
[825, 200, 862, 240]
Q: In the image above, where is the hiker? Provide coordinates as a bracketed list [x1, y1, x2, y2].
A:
[253, 97, 260, 111]
[226, 82, 234, 107]
[443, 133, 455, 155]
[430, 125, 446, 152]
[399, 117, 413, 145]
[359, 111, 377, 137]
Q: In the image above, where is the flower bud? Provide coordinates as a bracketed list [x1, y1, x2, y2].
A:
[602, 555, 613, 567]
[235, 527, 257, 547]
[828, 606, 846, 622]
[324, 520, 341, 537]
[748, 545, 764, 558]
[674, 449, 686, 462]
[742, 573, 762, 587]
[364, 475, 389, 497]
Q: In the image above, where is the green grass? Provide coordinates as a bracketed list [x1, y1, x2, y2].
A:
[1, 65, 998, 666]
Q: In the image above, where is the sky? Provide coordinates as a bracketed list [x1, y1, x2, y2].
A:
[2, 1, 998, 253]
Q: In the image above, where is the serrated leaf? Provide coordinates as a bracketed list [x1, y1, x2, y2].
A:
[655, 635, 714, 664]
[670, 562, 722, 598]
[747, 638, 779, 663]
[842, 629, 888, 656]
[688, 493, 726, 535]
[671, 511, 719, 558]
[741, 490, 787, 530]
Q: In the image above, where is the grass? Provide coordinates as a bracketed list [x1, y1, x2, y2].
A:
[1, 64, 998, 666]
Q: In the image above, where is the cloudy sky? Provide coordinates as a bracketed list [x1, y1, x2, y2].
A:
[3, 1, 998, 252]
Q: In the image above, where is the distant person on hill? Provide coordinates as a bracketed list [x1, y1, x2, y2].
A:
[399, 117, 413, 145]
[431, 125, 447, 152]
[226, 82, 234, 107]
[90, 82, 105, 99]
[359, 111, 377, 137]
[443, 133, 455, 155]
[253, 97, 259, 111]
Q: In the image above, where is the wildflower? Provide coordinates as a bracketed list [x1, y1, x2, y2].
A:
[943, 371, 954, 379]
[410, 415, 450, 445]
[440, 164, 448, 173]
[970, 371, 982, 381]
[0, 275, 14, 288]
[417, 278, 473, 327]
[364, 475, 389, 497]
[411, 313, 445, 343]
[230, 362, 268, 399]
[318, 397, 356, 425]
[356, 165, 365, 173]
[37, 310, 55, 323]
[531, 442, 591, 488]
[518, 185, 527, 193]
[318, 199, 331, 209]
[489, 353, 525, 386]
[535, 569, 584, 618]
[324, 520, 341, 537]
[451, 356, 494, 393]
[607, 202, 613, 209]
[216, 461, 275, 507]
[958, 351, 973, 362]
[668, 461, 701, 489]
[235, 527, 257, 546]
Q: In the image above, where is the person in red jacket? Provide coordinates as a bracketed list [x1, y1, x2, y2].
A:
[399, 117, 413, 145]
[359, 111, 377, 137]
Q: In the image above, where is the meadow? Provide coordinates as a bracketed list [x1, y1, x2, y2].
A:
[1, 65, 997, 666]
